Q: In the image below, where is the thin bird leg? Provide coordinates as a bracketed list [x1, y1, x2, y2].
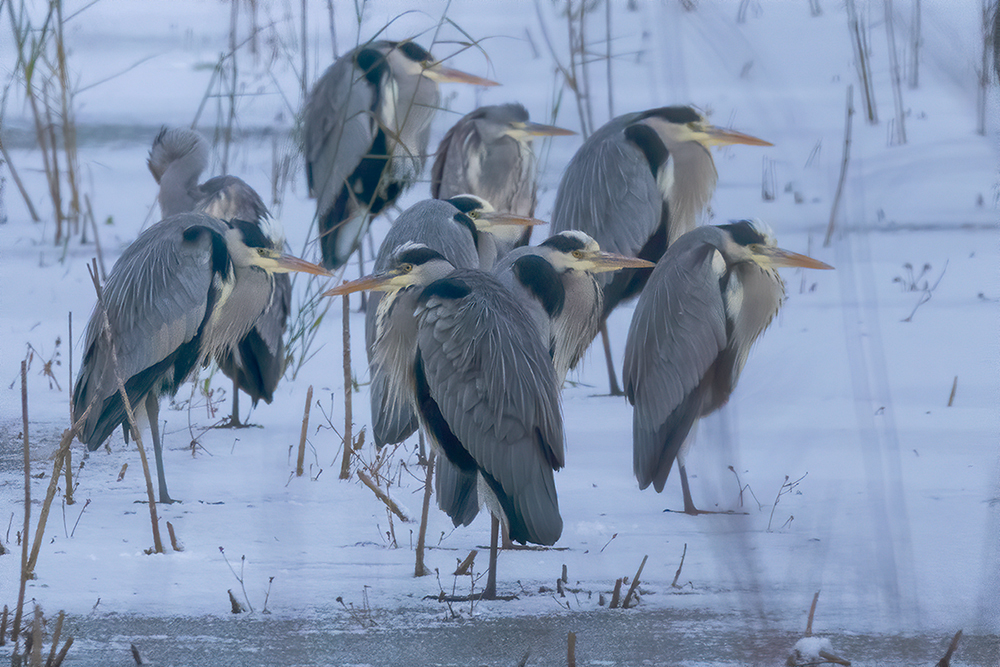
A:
[677, 462, 746, 516]
[483, 515, 500, 599]
[600, 323, 624, 396]
[230, 377, 243, 427]
[678, 462, 699, 515]
[146, 394, 175, 504]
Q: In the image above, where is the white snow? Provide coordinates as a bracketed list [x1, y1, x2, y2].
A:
[0, 0, 997, 664]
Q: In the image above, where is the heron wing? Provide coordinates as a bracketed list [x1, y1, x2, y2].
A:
[434, 455, 481, 527]
[414, 270, 564, 545]
[303, 49, 377, 218]
[550, 114, 661, 258]
[429, 113, 471, 199]
[73, 213, 226, 446]
[623, 237, 727, 492]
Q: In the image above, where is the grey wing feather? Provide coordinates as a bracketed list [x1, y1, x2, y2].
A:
[623, 237, 727, 491]
[434, 456, 480, 527]
[429, 114, 468, 199]
[550, 115, 661, 259]
[416, 271, 564, 545]
[73, 213, 223, 444]
[303, 52, 376, 219]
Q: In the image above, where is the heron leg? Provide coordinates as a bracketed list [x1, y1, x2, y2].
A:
[146, 394, 176, 504]
[483, 515, 500, 600]
[230, 377, 243, 427]
[600, 323, 624, 396]
[678, 463, 699, 515]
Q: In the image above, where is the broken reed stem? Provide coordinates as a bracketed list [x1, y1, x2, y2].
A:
[671, 543, 687, 588]
[805, 590, 820, 635]
[65, 313, 75, 505]
[454, 549, 476, 576]
[340, 295, 352, 479]
[46, 611, 64, 667]
[414, 450, 435, 577]
[567, 630, 576, 667]
[947, 376, 958, 406]
[824, 84, 854, 247]
[609, 578, 622, 608]
[30, 606, 42, 665]
[87, 260, 164, 554]
[85, 195, 107, 281]
[0, 605, 8, 646]
[357, 470, 411, 522]
[297, 385, 313, 476]
[936, 629, 962, 667]
[166, 521, 183, 552]
[622, 554, 648, 608]
[51, 636, 74, 667]
[14, 361, 30, 650]
[26, 412, 91, 576]
[0, 133, 41, 221]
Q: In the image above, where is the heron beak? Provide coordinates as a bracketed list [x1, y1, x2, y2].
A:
[584, 251, 656, 273]
[754, 246, 833, 270]
[322, 271, 403, 297]
[476, 211, 547, 228]
[701, 126, 773, 147]
[264, 254, 332, 276]
[509, 121, 576, 138]
[423, 64, 499, 87]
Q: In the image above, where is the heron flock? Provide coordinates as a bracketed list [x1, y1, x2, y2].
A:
[71, 38, 832, 598]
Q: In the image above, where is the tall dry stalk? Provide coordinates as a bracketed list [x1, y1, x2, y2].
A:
[884, 0, 907, 144]
[846, 0, 878, 124]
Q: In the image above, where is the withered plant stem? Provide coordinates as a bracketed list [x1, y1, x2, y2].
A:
[414, 451, 435, 576]
[671, 543, 687, 588]
[825, 84, 853, 247]
[87, 260, 164, 553]
[609, 578, 622, 608]
[622, 554, 648, 608]
[14, 361, 29, 650]
[340, 295, 352, 479]
[567, 630, 576, 667]
[297, 385, 313, 476]
[805, 590, 820, 635]
[357, 470, 411, 522]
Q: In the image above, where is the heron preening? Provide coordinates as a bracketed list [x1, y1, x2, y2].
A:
[550, 106, 771, 394]
[326, 246, 564, 599]
[431, 103, 573, 245]
[148, 127, 292, 426]
[364, 195, 544, 449]
[72, 212, 328, 503]
[303, 40, 498, 270]
[623, 220, 832, 515]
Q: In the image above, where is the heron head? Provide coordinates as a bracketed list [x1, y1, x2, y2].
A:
[540, 231, 656, 274]
[323, 243, 454, 297]
[447, 194, 546, 232]
[718, 220, 833, 271]
[641, 107, 772, 149]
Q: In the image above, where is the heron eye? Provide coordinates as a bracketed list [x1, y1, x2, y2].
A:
[402, 263, 413, 273]
[571, 250, 584, 259]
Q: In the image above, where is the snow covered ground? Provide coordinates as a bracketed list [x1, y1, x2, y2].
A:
[1, 1, 998, 664]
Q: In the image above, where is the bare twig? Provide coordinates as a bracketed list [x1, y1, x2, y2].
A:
[297, 385, 313, 476]
[884, 0, 907, 145]
[454, 550, 477, 576]
[357, 470, 412, 522]
[622, 554, 647, 608]
[935, 629, 962, 667]
[824, 85, 853, 247]
[805, 590, 820, 635]
[166, 521, 183, 552]
[671, 543, 687, 588]
[947, 376, 958, 407]
[0, 132, 41, 221]
[567, 630, 576, 667]
[87, 260, 164, 553]
[14, 360, 30, 650]
[415, 451, 435, 576]
[340, 295, 352, 479]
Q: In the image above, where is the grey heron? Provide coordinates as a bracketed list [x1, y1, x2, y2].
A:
[148, 127, 292, 427]
[431, 103, 573, 245]
[326, 255, 563, 599]
[73, 212, 328, 503]
[303, 40, 498, 270]
[550, 106, 771, 394]
[365, 195, 543, 450]
[623, 220, 832, 515]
